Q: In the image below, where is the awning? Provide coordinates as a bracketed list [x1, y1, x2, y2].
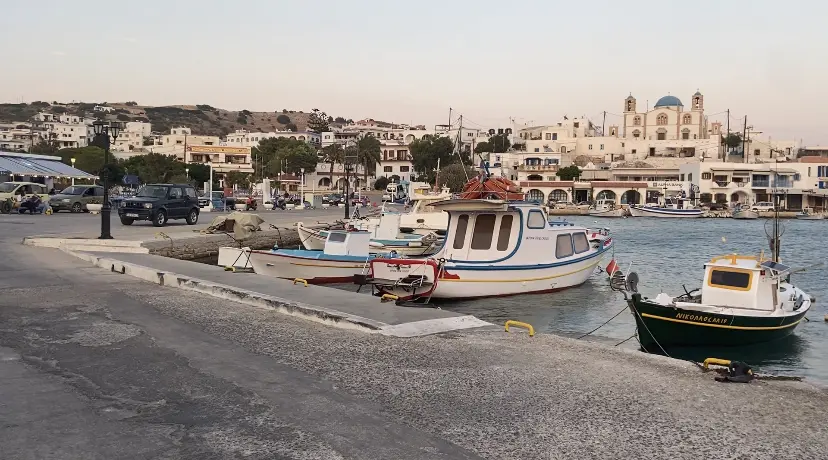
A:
[0, 151, 97, 179]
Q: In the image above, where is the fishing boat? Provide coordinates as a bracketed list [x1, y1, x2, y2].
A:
[588, 199, 626, 218]
[357, 199, 613, 301]
[611, 198, 813, 350]
[795, 208, 824, 220]
[249, 230, 386, 283]
[349, 188, 452, 236]
[731, 203, 759, 220]
[296, 213, 441, 256]
[629, 197, 702, 218]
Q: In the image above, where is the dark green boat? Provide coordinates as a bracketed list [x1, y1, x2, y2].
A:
[614, 256, 812, 352]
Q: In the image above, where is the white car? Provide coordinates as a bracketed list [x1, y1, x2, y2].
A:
[751, 202, 775, 212]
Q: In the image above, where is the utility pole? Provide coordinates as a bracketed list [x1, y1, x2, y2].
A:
[602, 111, 606, 136]
[742, 116, 748, 165]
[447, 108, 452, 132]
[724, 109, 730, 163]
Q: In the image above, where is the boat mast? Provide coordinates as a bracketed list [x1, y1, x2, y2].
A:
[772, 160, 780, 263]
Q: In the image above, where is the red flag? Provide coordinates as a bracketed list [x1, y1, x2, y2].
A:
[605, 259, 619, 277]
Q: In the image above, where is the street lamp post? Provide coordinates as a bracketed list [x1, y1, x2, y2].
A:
[185, 167, 189, 181]
[71, 157, 76, 185]
[300, 167, 305, 209]
[92, 121, 122, 240]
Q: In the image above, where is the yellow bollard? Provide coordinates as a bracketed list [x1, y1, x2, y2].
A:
[293, 278, 308, 287]
[504, 320, 535, 337]
[702, 358, 731, 370]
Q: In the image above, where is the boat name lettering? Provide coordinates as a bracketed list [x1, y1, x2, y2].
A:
[525, 236, 550, 241]
[675, 313, 729, 324]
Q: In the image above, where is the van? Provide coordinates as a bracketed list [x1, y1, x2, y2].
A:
[751, 202, 775, 212]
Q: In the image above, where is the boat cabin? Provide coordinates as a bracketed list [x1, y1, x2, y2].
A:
[432, 199, 597, 264]
[593, 199, 616, 209]
[700, 256, 778, 311]
[324, 230, 370, 257]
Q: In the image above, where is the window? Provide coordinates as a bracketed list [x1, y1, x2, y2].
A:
[185, 187, 197, 198]
[471, 214, 496, 250]
[754, 149, 760, 155]
[631, 149, 636, 154]
[588, 144, 593, 150]
[680, 174, 685, 181]
[702, 172, 712, 180]
[709, 269, 751, 290]
[657, 132, 666, 140]
[453, 214, 469, 249]
[496, 215, 514, 251]
[545, 133, 551, 140]
[683, 114, 692, 124]
[556, 234, 574, 258]
[600, 144, 604, 150]
[552, 133, 557, 140]
[573, 232, 590, 253]
[399, 166, 410, 172]
[560, 147, 567, 153]
[633, 116, 641, 126]
[688, 173, 692, 182]
[526, 210, 546, 228]
[573, 122, 579, 128]
[169, 187, 182, 199]
[632, 130, 641, 139]
[682, 132, 690, 140]
[794, 173, 801, 181]
[383, 166, 393, 172]
[328, 232, 347, 243]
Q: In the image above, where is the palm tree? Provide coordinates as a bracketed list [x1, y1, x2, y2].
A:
[321, 144, 344, 190]
[357, 136, 382, 187]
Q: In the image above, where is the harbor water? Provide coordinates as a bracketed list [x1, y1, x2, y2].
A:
[338, 217, 828, 382]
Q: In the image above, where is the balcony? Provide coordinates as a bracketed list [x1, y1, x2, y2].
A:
[518, 164, 559, 172]
[752, 180, 770, 188]
[711, 181, 730, 188]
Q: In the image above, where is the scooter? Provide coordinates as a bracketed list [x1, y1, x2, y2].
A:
[246, 196, 258, 211]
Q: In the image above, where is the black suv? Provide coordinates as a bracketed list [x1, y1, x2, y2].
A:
[118, 183, 200, 227]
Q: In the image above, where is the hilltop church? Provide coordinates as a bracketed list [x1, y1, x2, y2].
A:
[622, 91, 715, 141]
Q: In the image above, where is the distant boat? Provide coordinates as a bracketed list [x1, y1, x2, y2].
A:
[588, 199, 626, 217]
[629, 198, 702, 218]
[732, 203, 759, 220]
[795, 208, 825, 220]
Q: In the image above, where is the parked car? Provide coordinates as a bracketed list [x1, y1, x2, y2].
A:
[118, 183, 200, 227]
[0, 182, 50, 214]
[49, 185, 104, 213]
[751, 202, 775, 212]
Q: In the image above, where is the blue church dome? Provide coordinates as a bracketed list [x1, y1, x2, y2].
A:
[654, 95, 683, 108]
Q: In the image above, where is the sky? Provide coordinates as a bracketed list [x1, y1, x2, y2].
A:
[2, 0, 827, 144]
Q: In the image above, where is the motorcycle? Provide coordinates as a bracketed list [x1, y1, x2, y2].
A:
[246, 196, 258, 211]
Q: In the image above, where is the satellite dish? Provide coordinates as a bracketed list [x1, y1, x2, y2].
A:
[625, 272, 640, 293]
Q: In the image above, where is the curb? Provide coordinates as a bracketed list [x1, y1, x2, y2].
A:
[66, 249, 388, 333]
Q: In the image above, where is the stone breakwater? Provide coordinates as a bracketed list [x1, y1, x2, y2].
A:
[142, 228, 302, 260]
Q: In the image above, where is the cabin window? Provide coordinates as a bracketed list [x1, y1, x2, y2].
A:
[496, 215, 514, 251]
[471, 214, 496, 250]
[453, 214, 469, 249]
[709, 269, 751, 290]
[555, 234, 574, 258]
[328, 232, 347, 243]
[572, 232, 590, 253]
[526, 210, 546, 229]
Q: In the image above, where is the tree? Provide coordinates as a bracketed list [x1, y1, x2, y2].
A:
[320, 144, 344, 189]
[187, 163, 211, 185]
[30, 141, 58, 154]
[334, 116, 346, 124]
[276, 114, 291, 124]
[357, 136, 382, 185]
[121, 153, 186, 184]
[307, 108, 329, 133]
[254, 137, 317, 178]
[373, 176, 390, 191]
[116, 113, 131, 121]
[125, 101, 138, 106]
[285, 123, 297, 132]
[225, 171, 251, 189]
[57, 146, 106, 174]
[488, 134, 510, 153]
[326, 116, 334, 123]
[436, 163, 475, 192]
[236, 115, 247, 125]
[723, 133, 742, 150]
[409, 136, 456, 183]
[474, 141, 491, 154]
[557, 165, 581, 181]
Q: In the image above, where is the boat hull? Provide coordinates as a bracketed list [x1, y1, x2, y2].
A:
[796, 214, 825, 220]
[628, 293, 808, 350]
[297, 223, 438, 255]
[629, 206, 702, 218]
[588, 208, 626, 217]
[369, 244, 609, 300]
[249, 250, 370, 283]
[732, 210, 759, 219]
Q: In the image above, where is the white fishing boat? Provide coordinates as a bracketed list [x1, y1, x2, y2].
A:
[350, 188, 451, 236]
[297, 213, 441, 256]
[249, 230, 382, 283]
[588, 199, 626, 218]
[795, 208, 824, 220]
[357, 199, 613, 301]
[731, 203, 759, 220]
[629, 197, 702, 218]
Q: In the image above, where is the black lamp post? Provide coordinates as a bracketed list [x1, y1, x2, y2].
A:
[92, 120, 122, 240]
[344, 161, 354, 219]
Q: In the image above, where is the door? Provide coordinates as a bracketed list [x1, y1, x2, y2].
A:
[183, 187, 197, 214]
[167, 187, 186, 218]
[81, 187, 96, 207]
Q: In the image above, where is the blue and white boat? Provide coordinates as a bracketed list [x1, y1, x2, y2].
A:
[296, 213, 441, 256]
[249, 230, 394, 284]
[362, 199, 614, 301]
[629, 197, 702, 218]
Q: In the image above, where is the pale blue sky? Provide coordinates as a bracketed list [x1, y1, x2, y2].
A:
[3, 0, 826, 143]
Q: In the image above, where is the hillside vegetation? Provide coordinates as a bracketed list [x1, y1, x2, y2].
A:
[0, 101, 352, 137]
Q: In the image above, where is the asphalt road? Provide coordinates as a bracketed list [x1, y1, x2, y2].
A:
[2, 213, 828, 459]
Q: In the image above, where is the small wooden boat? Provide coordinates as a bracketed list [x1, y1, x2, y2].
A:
[731, 203, 759, 220]
[359, 199, 614, 301]
[249, 230, 385, 283]
[588, 199, 626, 217]
[629, 197, 702, 218]
[795, 208, 825, 220]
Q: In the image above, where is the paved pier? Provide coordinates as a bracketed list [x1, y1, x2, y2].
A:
[2, 211, 828, 459]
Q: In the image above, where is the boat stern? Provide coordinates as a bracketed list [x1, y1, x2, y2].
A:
[360, 258, 439, 302]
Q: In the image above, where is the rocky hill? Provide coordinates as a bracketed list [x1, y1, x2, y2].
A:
[0, 101, 352, 137]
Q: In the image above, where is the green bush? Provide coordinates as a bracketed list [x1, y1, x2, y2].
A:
[276, 114, 291, 124]
[374, 176, 390, 190]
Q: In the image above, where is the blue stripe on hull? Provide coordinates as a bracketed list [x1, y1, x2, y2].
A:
[448, 241, 611, 271]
